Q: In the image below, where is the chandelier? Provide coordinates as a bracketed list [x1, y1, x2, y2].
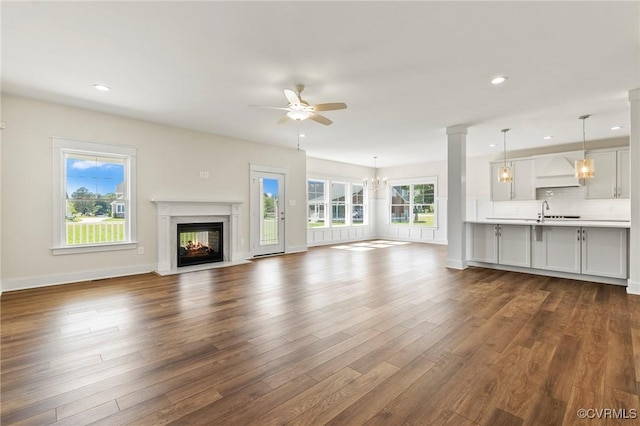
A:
[363, 156, 388, 191]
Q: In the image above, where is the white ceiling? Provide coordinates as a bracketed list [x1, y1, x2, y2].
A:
[2, 1, 639, 167]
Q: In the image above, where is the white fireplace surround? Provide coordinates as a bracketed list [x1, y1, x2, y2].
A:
[152, 200, 248, 275]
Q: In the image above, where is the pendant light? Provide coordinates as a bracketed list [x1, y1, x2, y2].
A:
[363, 156, 388, 192]
[575, 114, 595, 179]
[497, 128, 513, 183]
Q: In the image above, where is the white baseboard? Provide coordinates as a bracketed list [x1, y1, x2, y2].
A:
[287, 245, 308, 254]
[467, 261, 628, 287]
[627, 279, 640, 295]
[308, 236, 371, 247]
[446, 259, 468, 270]
[2, 264, 156, 293]
[373, 235, 448, 246]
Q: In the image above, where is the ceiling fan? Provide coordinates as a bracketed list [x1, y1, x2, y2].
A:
[252, 84, 347, 126]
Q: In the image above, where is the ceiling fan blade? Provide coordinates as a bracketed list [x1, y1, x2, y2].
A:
[308, 113, 333, 126]
[277, 115, 290, 124]
[312, 102, 347, 112]
[249, 105, 290, 110]
[284, 89, 301, 105]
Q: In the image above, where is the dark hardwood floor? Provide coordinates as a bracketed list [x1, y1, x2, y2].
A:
[2, 241, 639, 425]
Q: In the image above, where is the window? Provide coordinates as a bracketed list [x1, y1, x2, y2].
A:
[307, 180, 327, 227]
[307, 179, 366, 228]
[389, 180, 437, 227]
[390, 185, 410, 224]
[53, 138, 137, 254]
[331, 182, 347, 226]
[351, 184, 364, 225]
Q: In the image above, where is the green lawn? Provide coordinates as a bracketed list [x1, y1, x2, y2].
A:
[391, 213, 435, 226]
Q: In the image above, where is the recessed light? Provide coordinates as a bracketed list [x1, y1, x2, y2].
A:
[543, 136, 553, 140]
[491, 76, 508, 85]
[93, 84, 111, 91]
[299, 133, 306, 138]
[489, 144, 496, 147]
[610, 126, 623, 130]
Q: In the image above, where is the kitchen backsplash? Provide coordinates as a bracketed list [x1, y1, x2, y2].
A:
[470, 186, 630, 221]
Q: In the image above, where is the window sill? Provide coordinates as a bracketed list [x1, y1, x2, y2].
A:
[52, 242, 138, 256]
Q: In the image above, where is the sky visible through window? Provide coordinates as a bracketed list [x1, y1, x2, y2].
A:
[262, 178, 278, 198]
[66, 156, 124, 197]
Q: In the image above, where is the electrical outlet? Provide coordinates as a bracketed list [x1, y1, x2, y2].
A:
[137, 247, 144, 255]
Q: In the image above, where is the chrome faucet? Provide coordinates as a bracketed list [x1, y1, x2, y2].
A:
[538, 200, 550, 222]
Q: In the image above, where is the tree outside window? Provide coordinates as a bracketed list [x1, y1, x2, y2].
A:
[389, 181, 436, 227]
[53, 138, 136, 254]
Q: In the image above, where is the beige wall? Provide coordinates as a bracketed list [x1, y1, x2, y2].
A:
[1, 95, 307, 291]
[307, 157, 373, 181]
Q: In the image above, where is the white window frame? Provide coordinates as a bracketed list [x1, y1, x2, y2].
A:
[388, 177, 438, 228]
[351, 183, 365, 226]
[330, 181, 348, 227]
[307, 178, 367, 228]
[307, 179, 329, 228]
[52, 137, 137, 255]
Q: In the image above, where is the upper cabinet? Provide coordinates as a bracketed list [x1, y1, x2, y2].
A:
[585, 148, 629, 199]
[490, 159, 535, 201]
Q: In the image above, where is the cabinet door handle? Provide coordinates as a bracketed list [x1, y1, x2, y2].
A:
[582, 229, 586, 241]
[577, 229, 581, 241]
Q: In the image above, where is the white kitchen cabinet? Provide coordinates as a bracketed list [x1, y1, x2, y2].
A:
[617, 149, 630, 199]
[490, 159, 535, 201]
[471, 224, 498, 263]
[585, 149, 629, 199]
[581, 227, 628, 279]
[531, 226, 581, 274]
[471, 224, 530, 267]
[532, 226, 627, 279]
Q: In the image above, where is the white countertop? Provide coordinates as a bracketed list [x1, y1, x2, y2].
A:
[467, 218, 631, 228]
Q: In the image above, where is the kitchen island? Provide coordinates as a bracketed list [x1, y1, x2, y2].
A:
[466, 218, 630, 286]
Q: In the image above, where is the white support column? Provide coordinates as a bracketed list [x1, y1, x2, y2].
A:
[628, 88, 640, 295]
[446, 124, 468, 269]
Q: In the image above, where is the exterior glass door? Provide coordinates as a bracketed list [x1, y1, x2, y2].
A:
[251, 170, 285, 256]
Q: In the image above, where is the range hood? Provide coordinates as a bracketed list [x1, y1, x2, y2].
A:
[534, 151, 583, 188]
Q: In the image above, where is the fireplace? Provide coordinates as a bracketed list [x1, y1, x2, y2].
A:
[152, 199, 246, 275]
[177, 222, 223, 267]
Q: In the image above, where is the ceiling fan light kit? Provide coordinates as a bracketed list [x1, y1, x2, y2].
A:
[253, 84, 347, 126]
[286, 110, 310, 121]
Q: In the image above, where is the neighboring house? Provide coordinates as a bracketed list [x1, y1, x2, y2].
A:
[110, 182, 125, 218]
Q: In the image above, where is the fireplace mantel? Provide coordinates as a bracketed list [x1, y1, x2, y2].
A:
[152, 199, 247, 275]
